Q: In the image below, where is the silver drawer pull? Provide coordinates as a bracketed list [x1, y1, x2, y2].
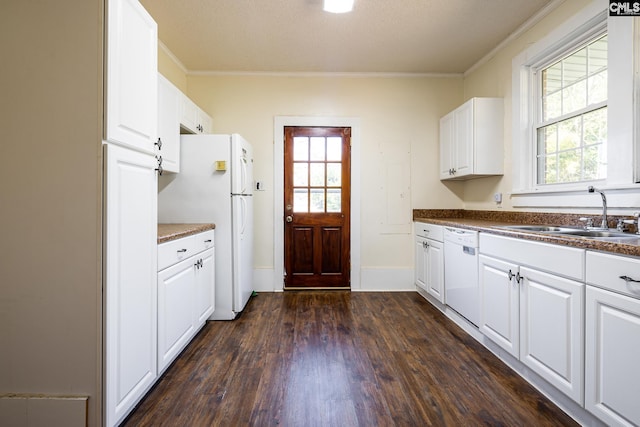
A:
[620, 275, 640, 284]
[177, 249, 187, 253]
[204, 239, 212, 243]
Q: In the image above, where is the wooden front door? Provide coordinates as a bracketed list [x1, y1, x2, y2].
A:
[284, 126, 351, 289]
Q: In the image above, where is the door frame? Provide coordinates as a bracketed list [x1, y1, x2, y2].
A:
[274, 116, 361, 291]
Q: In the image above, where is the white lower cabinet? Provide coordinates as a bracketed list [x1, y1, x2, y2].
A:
[519, 266, 584, 404]
[414, 223, 444, 303]
[157, 231, 214, 374]
[585, 251, 640, 426]
[478, 234, 585, 404]
[104, 143, 158, 427]
[158, 255, 197, 371]
[196, 248, 215, 324]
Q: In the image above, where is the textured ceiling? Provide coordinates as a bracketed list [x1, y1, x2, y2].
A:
[140, 0, 554, 74]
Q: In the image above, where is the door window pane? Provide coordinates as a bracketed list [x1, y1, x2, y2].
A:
[310, 137, 325, 161]
[327, 137, 342, 161]
[326, 163, 341, 186]
[293, 163, 308, 186]
[326, 189, 341, 212]
[293, 189, 308, 212]
[294, 137, 309, 161]
[310, 189, 324, 212]
[310, 163, 325, 187]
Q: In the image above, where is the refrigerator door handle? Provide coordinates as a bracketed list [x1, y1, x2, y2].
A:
[240, 157, 248, 194]
[240, 196, 247, 235]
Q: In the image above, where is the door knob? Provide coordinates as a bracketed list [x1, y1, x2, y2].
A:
[286, 215, 293, 223]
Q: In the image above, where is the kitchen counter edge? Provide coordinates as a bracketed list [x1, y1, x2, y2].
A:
[158, 223, 215, 244]
[413, 216, 640, 258]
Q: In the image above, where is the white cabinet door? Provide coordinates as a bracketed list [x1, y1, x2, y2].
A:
[157, 74, 180, 173]
[479, 254, 519, 358]
[198, 109, 213, 134]
[179, 93, 212, 134]
[195, 248, 215, 325]
[439, 111, 454, 179]
[179, 94, 198, 134]
[453, 99, 473, 177]
[586, 286, 640, 426]
[105, 0, 157, 154]
[104, 143, 157, 427]
[439, 97, 503, 180]
[426, 239, 444, 303]
[415, 236, 428, 291]
[520, 267, 584, 404]
[157, 256, 197, 374]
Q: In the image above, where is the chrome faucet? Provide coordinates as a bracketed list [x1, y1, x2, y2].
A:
[588, 186, 608, 229]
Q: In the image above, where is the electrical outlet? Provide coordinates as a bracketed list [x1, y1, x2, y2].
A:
[494, 192, 502, 203]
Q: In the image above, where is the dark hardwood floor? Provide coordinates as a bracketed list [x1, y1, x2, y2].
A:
[122, 291, 578, 426]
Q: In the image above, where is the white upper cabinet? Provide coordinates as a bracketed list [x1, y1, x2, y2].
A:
[439, 97, 504, 180]
[105, 0, 157, 154]
[180, 93, 213, 134]
[157, 74, 180, 173]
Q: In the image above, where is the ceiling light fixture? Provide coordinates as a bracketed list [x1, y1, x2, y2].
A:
[323, 0, 354, 13]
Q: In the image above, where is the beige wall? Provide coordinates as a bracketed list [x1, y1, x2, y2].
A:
[184, 74, 465, 271]
[156, 1, 599, 276]
[463, 0, 598, 211]
[0, 0, 103, 426]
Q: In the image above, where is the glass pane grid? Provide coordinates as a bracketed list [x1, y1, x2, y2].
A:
[291, 135, 343, 213]
[537, 34, 607, 185]
[541, 35, 607, 123]
[536, 106, 606, 185]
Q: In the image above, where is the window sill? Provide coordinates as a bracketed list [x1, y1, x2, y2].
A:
[511, 184, 640, 211]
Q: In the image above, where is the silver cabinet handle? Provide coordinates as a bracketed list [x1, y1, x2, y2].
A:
[155, 155, 163, 176]
[286, 215, 293, 223]
[620, 275, 640, 284]
[155, 138, 162, 150]
[177, 249, 187, 253]
[508, 270, 514, 280]
[204, 239, 212, 243]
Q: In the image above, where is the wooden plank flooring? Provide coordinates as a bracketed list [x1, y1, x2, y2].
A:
[122, 292, 579, 426]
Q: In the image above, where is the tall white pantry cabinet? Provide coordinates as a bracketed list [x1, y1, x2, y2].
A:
[104, 0, 159, 425]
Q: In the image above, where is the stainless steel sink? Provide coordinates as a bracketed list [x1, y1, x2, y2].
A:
[554, 229, 639, 240]
[497, 225, 580, 233]
[497, 225, 640, 241]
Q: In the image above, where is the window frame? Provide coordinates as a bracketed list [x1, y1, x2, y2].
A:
[511, 1, 640, 210]
[533, 31, 608, 187]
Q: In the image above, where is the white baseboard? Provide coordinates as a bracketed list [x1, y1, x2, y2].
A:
[357, 267, 414, 291]
[253, 267, 277, 292]
[253, 267, 414, 292]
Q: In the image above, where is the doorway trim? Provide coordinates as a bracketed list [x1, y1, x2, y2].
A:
[274, 116, 361, 291]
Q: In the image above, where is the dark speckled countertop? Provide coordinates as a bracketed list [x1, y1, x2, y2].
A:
[158, 223, 215, 244]
[413, 209, 640, 257]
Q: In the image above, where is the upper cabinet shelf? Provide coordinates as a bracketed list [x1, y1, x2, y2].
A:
[439, 97, 504, 181]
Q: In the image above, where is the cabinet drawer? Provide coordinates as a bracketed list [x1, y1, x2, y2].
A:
[480, 233, 585, 281]
[586, 251, 640, 299]
[193, 230, 215, 253]
[414, 222, 443, 242]
[158, 235, 196, 271]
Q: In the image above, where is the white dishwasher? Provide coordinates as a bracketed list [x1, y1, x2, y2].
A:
[444, 227, 480, 326]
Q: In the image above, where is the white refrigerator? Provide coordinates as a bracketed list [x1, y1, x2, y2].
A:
[158, 134, 254, 320]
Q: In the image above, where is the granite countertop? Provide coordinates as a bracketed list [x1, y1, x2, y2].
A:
[413, 209, 640, 257]
[158, 223, 215, 244]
